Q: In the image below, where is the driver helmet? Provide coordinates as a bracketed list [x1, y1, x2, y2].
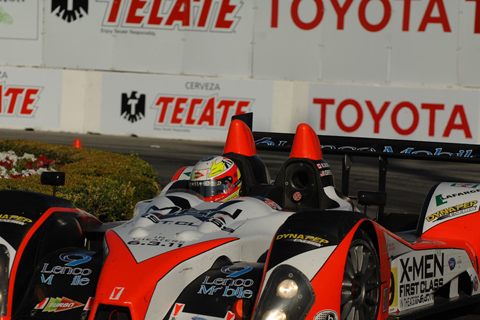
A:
[189, 156, 242, 202]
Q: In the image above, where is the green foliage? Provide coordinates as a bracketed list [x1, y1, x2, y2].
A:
[0, 139, 159, 221]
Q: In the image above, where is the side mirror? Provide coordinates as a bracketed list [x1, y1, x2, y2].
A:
[357, 190, 387, 220]
[41, 172, 65, 196]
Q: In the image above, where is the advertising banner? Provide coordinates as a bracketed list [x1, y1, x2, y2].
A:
[0, 67, 63, 128]
[0, 1, 42, 66]
[255, 0, 480, 86]
[43, 0, 254, 77]
[101, 73, 274, 140]
[37, 0, 480, 87]
[308, 83, 480, 144]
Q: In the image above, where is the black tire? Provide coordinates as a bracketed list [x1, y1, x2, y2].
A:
[340, 230, 381, 320]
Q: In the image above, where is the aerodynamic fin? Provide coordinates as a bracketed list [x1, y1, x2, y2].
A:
[223, 119, 257, 156]
[289, 123, 324, 160]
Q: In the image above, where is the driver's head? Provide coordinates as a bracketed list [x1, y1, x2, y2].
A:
[189, 156, 242, 202]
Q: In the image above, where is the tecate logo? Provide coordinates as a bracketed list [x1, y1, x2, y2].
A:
[152, 95, 251, 127]
[99, 0, 242, 32]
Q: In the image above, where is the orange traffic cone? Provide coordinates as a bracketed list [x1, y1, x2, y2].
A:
[73, 139, 82, 148]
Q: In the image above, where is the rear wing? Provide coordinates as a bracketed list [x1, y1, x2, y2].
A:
[252, 133, 480, 161]
[232, 113, 480, 194]
[252, 132, 480, 196]
[252, 131, 480, 219]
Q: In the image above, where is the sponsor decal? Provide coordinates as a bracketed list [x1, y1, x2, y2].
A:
[121, 91, 146, 123]
[275, 233, 329, 247]
[0, 82, 41, 117]
[198, 267, 255, 299]
[255, 136, 476, 159]
[149, 219, 197, 226]
[292, 191, 302, 202]
[169, 303, 184, 320]
[319, 169, 332, 177]
[198, 279, 254, 299]
[448, 258, 456, 271]
[83, 297, 93, 311]
[221, 265, 253, 278]
[435, 194, 448, 206]
[316, 162, 329, 169]
[395, 252, 444, 309]
[41, 260, 92, 286]
[209, 158, 233, 178]
[201, 277, 254, 287]
[0, 6, 12, 24]
[313, 310, 338, 320]
[263, 198, 282, 210]
[426, 200, 478, 222]
[141, 213, 162, 224]
[127, 236, 185, 248]
[395, 146, 473, 158]
[389, 268, 398, 309]
[191, 169, 207, 180]
[59, 253, 92, 266]
[152, 94, 251, 128]
[385, 241, 396, 254]
[41, 264, 93, 276]
[435, 189, 480, 206]
[99, 0, 243, 33]
[0, 214, 32, 225]
[383, 286, 388, 313]
[451, 183, 480, 188]
[142, 203, 184, 218]
[271, 0, 480, 34]
[447, 254, 463, 273]
[109, 287, 125, 300]
[388, 147, 473, 158]
[52, 0, 88, 22]
[400, 291, 434, 308]
[399, 253, 444, 283]
[255, 137, 288, 147]
[224, 311, 235, 320]
[35, 297, 84, 312]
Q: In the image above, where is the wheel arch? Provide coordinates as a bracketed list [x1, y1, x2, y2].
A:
[354, 220, 391, 319]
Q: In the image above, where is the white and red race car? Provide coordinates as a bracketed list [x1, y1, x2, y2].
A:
[2, 116, 480, 320]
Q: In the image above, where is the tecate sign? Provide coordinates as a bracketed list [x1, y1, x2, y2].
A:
[98, 0, 242, 32]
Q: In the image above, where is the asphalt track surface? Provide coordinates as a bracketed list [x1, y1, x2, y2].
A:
[1, 128, 480, 320]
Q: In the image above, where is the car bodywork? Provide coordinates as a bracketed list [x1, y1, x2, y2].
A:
[2, 117, 480, 320]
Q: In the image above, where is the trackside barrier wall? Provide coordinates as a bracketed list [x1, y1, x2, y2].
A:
[1, 1, 480, 144]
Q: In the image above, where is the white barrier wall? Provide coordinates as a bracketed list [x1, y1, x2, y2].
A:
[3, 0, 480, 86]
[0, 0, 479, 143]
[2, 66, 479, 145]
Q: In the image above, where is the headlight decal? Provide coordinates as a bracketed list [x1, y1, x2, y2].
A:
[253, 265, 314, 320]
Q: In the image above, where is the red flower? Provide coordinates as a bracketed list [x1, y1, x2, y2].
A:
[0, 153, 57, 179]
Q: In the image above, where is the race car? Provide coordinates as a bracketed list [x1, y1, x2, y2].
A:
[2, 116, 480, 320]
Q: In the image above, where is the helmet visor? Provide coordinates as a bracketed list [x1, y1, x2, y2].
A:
[189, 177, 233, 198]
